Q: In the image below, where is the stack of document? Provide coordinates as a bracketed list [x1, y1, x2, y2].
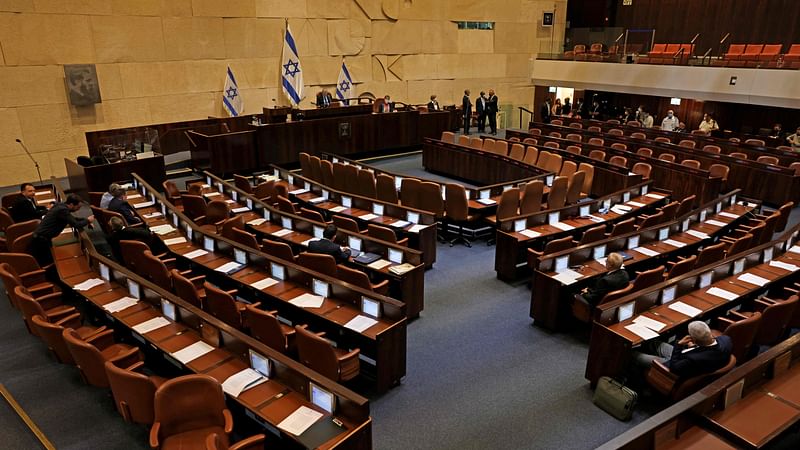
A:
[247, 218, 267, 226]
[142, 212, 162, 219]
[551, 222, 575, 231]
[662, 239, 687, 248]
[368, 259, 393, 270]
[150, 224, 176, 235]
[344, 315, 378, 333]
[788, 246, 800, 254]
[164, 237, 187, 246]
[668, 301, 702, 317]
[273, 229, 293, 237]
[127, 194, 142, 199]
[408, 224, 426, 233]
[309, 197, 326, 204]
[60, 227, 74, 235]
[519, 229, 541, 238]
[289, 293, 325, 308]
[133, 201, 155, 209]
[215, 262, 243, 274]
[389, 220, 410, 228]
[610, 205, 632, 215]
[634, 247, 659, 257]
[103, 296, 139, 313]
[358, 213, 378, 221]
[222, 368, 267, 397]
[289, 188, 309, 195]
[737, 273, 769, 287]
[633, 315, 667, 332]
[132, 317, 171, 334]
[250, 278, 278, 290]
[183, 249, 208, 260]
[389, 263, 415, 275]
[477, 198, 496, 205]
[330, 206, 347, 213]
[587, 215, 604, 223]
[705, 219, 728, 227]
[645, 193, 665, 199]
[624, 323, 660, 340]
[770, 260, 800, 272]
[685, 230, 709, 239]
[74, 278, 105, 291]
[717, 212, 739, 219]
[171, 341, 214, 364]
[231, 207, 250, 214]
[277, 406, 323, 436]
[706, 287, 738, 301]
[552, 269, 582, 285]
[627, 201, 645, 207]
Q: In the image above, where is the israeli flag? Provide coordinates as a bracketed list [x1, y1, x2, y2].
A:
[222, 66, 243, 117]
[281, 23, 304, 105]
[335, 59, 354, 105]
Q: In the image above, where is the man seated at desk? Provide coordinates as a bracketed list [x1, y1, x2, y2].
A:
[634, 321, 733, 379]
[575, 252, 629, 306]
[107, 186, 142, 226]
[308, 224, 351, 263]
[106, 216, 167, 262]
[99, 183, 120, 209]
[10, 183, 48, 223]
[316, 89, 334, 108]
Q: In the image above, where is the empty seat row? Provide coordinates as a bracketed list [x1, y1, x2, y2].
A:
[713, 43, 800, 68]
[638, 43, 695, 65]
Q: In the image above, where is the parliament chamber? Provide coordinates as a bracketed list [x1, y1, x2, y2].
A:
[3, 1, 800, 449]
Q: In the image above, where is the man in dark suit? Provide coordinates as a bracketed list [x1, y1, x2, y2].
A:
[475, 91, 487, 133]
[107, 186, 142, 226]
[540, 98, 552, 123]
[461, 89, 472, 135]
[30, 194, 94, 266]
[486, 89, 499, 134]
[315, 89, 333, 108]
[10, 183, 47, 223]
[378, 95, 394, 113]
[426, 94, 441, 111]
[576, 252, 629, 305]
[307, 224, 351, 264]
[634, 321, 733, 379]
[106, 216, 167, 262]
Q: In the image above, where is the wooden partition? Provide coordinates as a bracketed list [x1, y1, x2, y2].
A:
[187, 129, 258, 174]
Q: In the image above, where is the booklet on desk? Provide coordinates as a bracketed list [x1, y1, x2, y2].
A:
[296, 417, 347, 449]
[389, 263, 415, 275]
[354, 252, 381, 264]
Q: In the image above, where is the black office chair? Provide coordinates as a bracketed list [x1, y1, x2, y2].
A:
[77, 156, 94, 167]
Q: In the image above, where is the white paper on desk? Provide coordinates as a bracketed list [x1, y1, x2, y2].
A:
[345, 315, 378, 333]
[519, 229, 541, 238]
[309, 197, 326, 204]
[288, 188, 308, 195]
[74, 278, 105, 291]
[477, 198, 497, 205]
[770, 260, 800, 272]
[133, 201, 154, 209]
[183, 249, 208, 260]
[330, 206, 347, 213]
[685, 230, 710, 239]
[627, 201, 646, 207]
[273, 229, 292, 237]
[788, 245, 800, 254]
[668, 301, 702, 317]
[359, 213, 378, 221]
[132, 317, 170, 334]
[624, 323, 661, 340]
[299, 238, 316, 247]
[222, 368, 266, 397]
[587, 215, 604, 223]
[61, 227, 74, 235]
[126, 194, 142, 199]
[717, 212, 739, 219]
[595, 257, 607, 266]
[164, 237, 187, 246]
[610, 206, 630, 215]
[633, 247, 659, 257]
[705, 219, 728, 227]
[250, 277, 279, 290]
[408, 224, 426, 233]
[204, 191, 222, 197]
[150, 224, 176, 235]
[551, 222, 575, 231]
[247, 218, 267, 226]
[277, 406, 323, 436]
[289, 293, 325, 308]
[142, 212, 162, 219]
[633, 315, 667, 332]
[737, 273, 770, 287]
[706, 287, 738, 301]
[171, 341, 214, 364]
[215, 262, 243, 273]
[103, 296, 139, 313]
[552, 269, 583, 285]
[645, 193, 666, 199]
[368, 259, 393, 270]
[231, 207, 249, 214]
[662, 239, 687, 248]
[390, 220, 410, 228]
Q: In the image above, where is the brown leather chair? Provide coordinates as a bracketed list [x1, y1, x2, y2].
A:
[587, 137, 604, 146]
[608, 129, 623, 136]
[610, 143, 627, 152]
[141, 250, 174, 289]
[63, 328, 141, 388]
[337, 264, 390, 295]
[543, 141, 560, 150]
[729, 152, 748, 160]
[357, 169, 377, 198]
[577, 224, 606, 246]
[636, 148, 653, 157]
[120, 240, 170, 274]
[607, 218, 635, 237]
[608, 155, 627, 167]
[244, 305, 295, 354]
[170, 269, 206, 309]
[520, 181, 544, 215]
[631, 266, 665, 292]
[646, 355, 736, 401]
[560, 160, 577, 180]
[5, 219, 39, 249]
[275, 195, 297, 215]
[658, 153, 676, 163]
[342, 164, 359, 194]
[703, 145, 721, 154]
[747, 295, 799, 347]
[527, 236, 575, 271]
[444, 183, 478, 247]
[187, 183, 204, 196]
[31, 314, 104, 364]
[658, 201, 679, 222]
[400, 178, 422, 209]
[9, 231, 32, 253]
[181, 194, 207, 221]
[756, 155, 779, 165]
[535, 151, 552, 170]
[295, 325, 360, 382]
[261, 239, 296, 262]
[0, 256, 58, 299]
[332, 162, 348, 191]
[253, 180, 276, 202]
[695, 242, 727, 268]
[441, 131, 455, 143]
[275, 183, 289, 198]
[712, 311, 762, 362]
[376, 174, 399, 204]
[566, 133, 581, 142]
[105, 359, 166, 425]
[298, 152, 312, 177]
[203, 282, 247, 330]
[632, 162, 652, 179]
[654, 136, 670, 143]
[724, 233, 753, 256]
[771, 201, 794, 232]
[489, 188, 520, 225]
[150, 374, 233, 450]
[233, 175, 253, 194]
[309, 156, 323, 184]
[320, 160, 335, 187]
[230, 228, 260, 250]
[588, 149, 606, 161]
[297, 252, 338, 277]
[547, 176, 568, 209]
[298, 207, 328, 226]
[565, 145, 581, 155]
[566, 171, 586, 205]
[89, 191, 105, 207]
[163, 181, 185, 204]
[14, 285, 76, 334]
[509, 143, 525, 160]
[676, 195, 696, 217]
[572, 282, 634, 323]
[637, 211, 664, 230]
[205, 433, 266, 450]
[523, 146, 538, 165]
[631, 132, 646, 139]
[678, 139, 696, 149]
[666, 255, 696, 280]
[544, 153, 563, 174]
[367, 223, 408, 246]
[219, 216, 245, 240]
[332, 215, 361, 234]
[418, 181, 445, 221]
[199, 200, 230, 233]
[578, 163, 594, 196]
[681, 159, 701, 169]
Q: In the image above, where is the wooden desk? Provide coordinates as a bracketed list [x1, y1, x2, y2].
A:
[65, 155, 165, 195]
[187, 129, 258, 174]
[706, 391, 800, 448]
[294, 104, 373, 120]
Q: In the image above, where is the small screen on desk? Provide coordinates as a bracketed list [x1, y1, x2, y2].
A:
[249, 349, 270, 378]
[593, 245, 606, 260]
[579, 205, 590, 217]
[407, 212, 420, 224]
[362, 297, 380, 318]
[313, 279, 330, 297]
[322, 189, 329, 199]
[348, 236, 362, 251]
[555, 255, 568, 272]
[281, 217, 292, 229]
[204, 237, 215, 252]
[623, 192, 630, 203]
[548, 212, 559, 225]
[373, 204, 384, 216]
[313, 226, 323, 239]
[661, 286, 676, 304]
[234, 249, 247, 265]
[514, 219, 526, 232]
[733, 258, 745, 275]
[342, 196, 352, 208]
[271, 263, 285, 280]
[763, 247, 773, 262]
[388, 248, 403, 264]
[627, 235, 639, 250]
[161, 299, 177, 321]
[263, 209, 271, 220]
[617, 302, 634, 322]
[310, 382, 334, 414]
[658, 228, 669, 241]
[99, 263, 110, 281]
[479, 189, 490, 199]
[232, 190, 238, 201]
[127, 279, 140, 299]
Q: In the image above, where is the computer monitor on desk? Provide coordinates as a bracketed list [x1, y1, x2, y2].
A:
[310, 382, 335, 414]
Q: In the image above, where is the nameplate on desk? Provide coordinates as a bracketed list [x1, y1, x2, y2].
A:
[263, 209, 271, 220]
[394, 177, 403, 190]
[718, 211, 738, 219]
[287, 174, 294, 185]
[99, 263, 111, 281]
[133, 201, 154, 209]
[706, 287, 738, 301]
[183, 249, 208, 260]
[322, 190, 329, 200]
[602, 199, 611, 210]
[514, 219, 526, 232]
[617, 302, 635, 322]
[250, 277, 278, 290]
[359, 213, 378, 221]
[185, 225, 193, 240]
[627, 201, 645, 208]
[519, 229, 540, 239]
[681, 219, 690, 232]
[310, 225, 322, 239]
[372, 204, 384, 216]
[545, 176, 554, 187]
[388, 248, 403, 264]
[715, 202, 722, 213]
[342, 196, 352, 208]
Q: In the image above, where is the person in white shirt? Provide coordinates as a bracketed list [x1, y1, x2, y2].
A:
[661, 110, 679, 131]
[787, 126, 800, 152]
[697, 113, 719, 133]
[640, 109, 654, 128]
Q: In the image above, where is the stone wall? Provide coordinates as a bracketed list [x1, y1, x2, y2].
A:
[0, 0, 565, 186]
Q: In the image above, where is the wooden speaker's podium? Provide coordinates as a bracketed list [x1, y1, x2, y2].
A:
[262, 106, 292, 124]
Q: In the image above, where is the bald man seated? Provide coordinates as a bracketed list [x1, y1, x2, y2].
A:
[576, 252, 629, 306]
[634, 321, 733, 379]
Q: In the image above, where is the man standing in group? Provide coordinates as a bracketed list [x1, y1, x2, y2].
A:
[540, 98, 552, 123]
[486, 89, 499, 134]
[476, 91, 487, 133]
[10, 183, 47, 223]
[462, 89, 472, 135]
[661, 110, 679, 131]
[30, 194, 94, 266]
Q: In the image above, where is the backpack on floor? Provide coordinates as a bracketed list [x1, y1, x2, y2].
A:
[592, 376, 637, 421]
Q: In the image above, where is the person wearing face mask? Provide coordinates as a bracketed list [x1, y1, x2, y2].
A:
[640, 109, 654, 128]
[661, 109, 679, 131]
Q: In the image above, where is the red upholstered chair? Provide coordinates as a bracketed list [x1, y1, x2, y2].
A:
[757, 155, 779, 165]
[646, 355, 736, 401]
[658, 153, 676, 163]
[205, 433, 266, 450]
[295, 325, 360, 382]
[31, 314, 105, 364]
[63, 328, 141, 388]
[245, 305, 295, 354]
[105, 359, 166, 425]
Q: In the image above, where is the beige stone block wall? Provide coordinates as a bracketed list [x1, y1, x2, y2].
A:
[0, 0, 565, 186]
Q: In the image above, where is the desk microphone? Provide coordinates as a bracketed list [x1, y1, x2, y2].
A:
[16, 138, 43, 185]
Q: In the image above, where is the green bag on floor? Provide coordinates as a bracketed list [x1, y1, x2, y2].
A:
[592, 376, 637, 421]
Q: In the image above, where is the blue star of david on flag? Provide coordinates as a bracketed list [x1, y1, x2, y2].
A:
[281, 23, 304, 105]
[222, 66, 243, 117]
[336, 59, 354, 105]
